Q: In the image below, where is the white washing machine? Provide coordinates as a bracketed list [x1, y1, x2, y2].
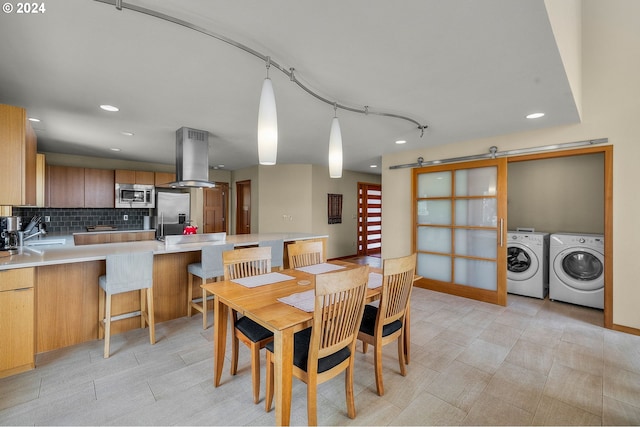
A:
[507, 231, 549, 299]
[549, 233, 604, 309]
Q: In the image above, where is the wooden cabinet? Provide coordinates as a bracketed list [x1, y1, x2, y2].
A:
[115, 170, 154, 185]
[155, 172, 176, 188]
[84, 168, 115, 208]
[0, 268, 35, 379]
[0, 104, 37, 206]
[73, 231, 155, 245]
[46, 165, 85, 207]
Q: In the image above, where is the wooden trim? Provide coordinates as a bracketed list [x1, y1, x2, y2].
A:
[612, 323, 640, 337]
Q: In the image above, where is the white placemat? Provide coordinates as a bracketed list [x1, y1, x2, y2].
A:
[231, 272, 295, 288]
[295, 263, 346, 275]
[368, 272, 383, 289]
[278, 290, 315, 312]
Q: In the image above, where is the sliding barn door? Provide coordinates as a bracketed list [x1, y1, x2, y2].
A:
[412, 159, 507, 305]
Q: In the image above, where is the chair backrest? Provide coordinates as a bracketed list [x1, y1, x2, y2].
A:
[201, 242, 235, 278]
[378, 253, 417, 327]
[288, 240, 324, 268]
[259, 239, 284, 269]
[309, 265, 369, 365]
[104, 251, 154, 294]
[223, 246, 272, 280]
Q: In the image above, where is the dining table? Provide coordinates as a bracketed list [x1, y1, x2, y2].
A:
[202, 259, 386, 425]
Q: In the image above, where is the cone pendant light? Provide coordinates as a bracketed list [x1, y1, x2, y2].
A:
[258, 58, 278, 165]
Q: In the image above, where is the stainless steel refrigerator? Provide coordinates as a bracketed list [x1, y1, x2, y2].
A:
[155, 191, 190, 237]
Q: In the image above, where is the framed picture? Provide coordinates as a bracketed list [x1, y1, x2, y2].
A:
[328, 193, 343, 224]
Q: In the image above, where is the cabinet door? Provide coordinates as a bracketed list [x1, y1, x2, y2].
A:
[115, 169, 136, 184]
[155, 172, 176, 188]
[135, 171, 155, 185]
[84, 169, 115, 208]
[46, 165, 85, 207]
[0, 104, 36, 206]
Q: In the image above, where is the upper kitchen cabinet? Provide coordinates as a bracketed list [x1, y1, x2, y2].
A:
[115, 169, 154, 185]
[84, 168, 115, 208]
[0, 104, 37, 206]
[46, 165, 85, 207]
[155, 172, 176, 188]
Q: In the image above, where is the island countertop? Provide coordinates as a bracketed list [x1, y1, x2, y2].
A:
[0, 232, 327, 271]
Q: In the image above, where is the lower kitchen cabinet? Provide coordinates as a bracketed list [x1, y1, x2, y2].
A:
[0, 268, 35, 378]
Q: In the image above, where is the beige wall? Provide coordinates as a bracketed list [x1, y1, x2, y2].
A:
[382, 0, 640, 329]
[507, 153, 604, 234]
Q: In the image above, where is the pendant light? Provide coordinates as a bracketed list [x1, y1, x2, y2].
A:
[328, 103, 343, 178]
[258, 57, 278, 165]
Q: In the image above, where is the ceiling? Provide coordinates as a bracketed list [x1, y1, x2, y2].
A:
[0, 0, 580, 175]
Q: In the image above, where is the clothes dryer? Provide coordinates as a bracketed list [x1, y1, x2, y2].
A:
[549, 233, 604, 309]
[507, 231, 549, 299]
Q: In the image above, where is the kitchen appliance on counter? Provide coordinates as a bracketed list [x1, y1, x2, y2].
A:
[116, 183, 155, 208]
[1, 216, 22, 253]
[155, 190, 191, 237]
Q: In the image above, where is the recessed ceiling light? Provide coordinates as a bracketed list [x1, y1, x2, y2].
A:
[395, 140, 407, 144]
[526, 112, 545, 119]
[100, 104, 119, 112]
[121, 131, 134, 136]
[370, 164, 377, 168]
[218, 164, 225, 168]
[28, 117, 40, 122]
[110, 148, 121, 152]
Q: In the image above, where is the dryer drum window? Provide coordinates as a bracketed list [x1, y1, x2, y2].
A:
[562, 251, 603, 281]
[507, 247, 531, 273]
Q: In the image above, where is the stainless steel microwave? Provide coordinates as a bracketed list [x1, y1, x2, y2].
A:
[115, 183, 155, 208]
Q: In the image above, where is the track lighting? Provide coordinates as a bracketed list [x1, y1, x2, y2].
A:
[328, 104, 343, 178]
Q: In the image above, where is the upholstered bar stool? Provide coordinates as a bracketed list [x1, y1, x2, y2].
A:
[187, 242, 234, 329]
[98, 251, 155, 359]
[259, 239, 284, 271]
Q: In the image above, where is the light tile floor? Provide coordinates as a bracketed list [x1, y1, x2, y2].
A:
[2, 289, 640, 426]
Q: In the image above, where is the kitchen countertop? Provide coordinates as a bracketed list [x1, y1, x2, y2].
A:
[0, 232, 327, 271]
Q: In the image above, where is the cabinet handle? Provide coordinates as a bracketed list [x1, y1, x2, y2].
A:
[12, 287, 33, 292]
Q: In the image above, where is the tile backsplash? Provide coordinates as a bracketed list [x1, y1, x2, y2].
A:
[13, 207, 151, 234]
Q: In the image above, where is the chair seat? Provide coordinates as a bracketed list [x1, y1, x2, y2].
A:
[266, 327, 351, 373]
[188, 262, 223, 280]
[359, 304, 402, 337]
[235, 316, 273, 342]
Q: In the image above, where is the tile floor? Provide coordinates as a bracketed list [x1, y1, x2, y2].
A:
[2, 288, 640, 426]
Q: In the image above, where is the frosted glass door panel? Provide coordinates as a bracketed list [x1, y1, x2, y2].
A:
[417, 200, 451, 225]
[417, 253, 451, 282]
[455, 199, 497, 227]
[417, 172, 451, 198]
[455, 229, 497, 258]
[454, 258, 497, 290]
[455, 167, 497, 196]
[417, 226, 451, 253]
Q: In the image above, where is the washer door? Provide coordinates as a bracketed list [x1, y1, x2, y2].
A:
[553, 247, 604, 291]
[507, 243, 539, 281]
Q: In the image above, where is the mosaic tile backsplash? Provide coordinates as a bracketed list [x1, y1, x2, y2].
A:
[13, 207, 151, 234]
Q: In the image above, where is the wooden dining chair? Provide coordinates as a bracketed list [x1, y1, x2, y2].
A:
[357, 253, 416, 396]
[287, 240, 324, 268]
[265, 265, 370, 425]
[223, 246, 274, 404]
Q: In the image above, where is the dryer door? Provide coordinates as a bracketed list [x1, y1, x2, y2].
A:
[507, 243, 539, 281]
[553, 247, 604, 291]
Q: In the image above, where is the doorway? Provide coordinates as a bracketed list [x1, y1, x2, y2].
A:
[203, 183, 229, 233]
[235, 180, 251, 235]
[357, 182, 382, 256]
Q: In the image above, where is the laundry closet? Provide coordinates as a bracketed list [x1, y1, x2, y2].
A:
[506, 152, 605, 309]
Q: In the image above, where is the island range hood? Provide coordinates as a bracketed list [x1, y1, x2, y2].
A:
[170, 127, 216, 188]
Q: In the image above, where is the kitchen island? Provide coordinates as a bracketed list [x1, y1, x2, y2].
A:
[0, 232, 326, 377]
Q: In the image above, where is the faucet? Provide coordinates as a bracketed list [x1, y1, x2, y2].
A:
[18, 229, 48, 246]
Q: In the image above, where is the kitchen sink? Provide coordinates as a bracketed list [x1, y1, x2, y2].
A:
[25, 238, 66, 246]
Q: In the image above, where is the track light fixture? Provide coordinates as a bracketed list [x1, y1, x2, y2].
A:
[328, 104, 343, 178]
[258, 57, 278, 165]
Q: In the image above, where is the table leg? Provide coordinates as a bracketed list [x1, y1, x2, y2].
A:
[274, 328, 294, 426]
[213, 295, 228, 387]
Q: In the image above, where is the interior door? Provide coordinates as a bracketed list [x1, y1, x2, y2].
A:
[357, 182, 382, 256]
[235, 180, 251, 235]
[203, 184, 228, 233]
[412, 158, 507, 305]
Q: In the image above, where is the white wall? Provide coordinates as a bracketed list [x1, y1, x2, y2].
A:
[382, 0, 640, 330]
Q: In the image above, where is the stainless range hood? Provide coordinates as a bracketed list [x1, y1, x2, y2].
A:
[169, 127, 216, 188]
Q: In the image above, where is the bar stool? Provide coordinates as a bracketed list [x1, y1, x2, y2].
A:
[259, 239, 284, 271]
[187, 243, 234, 329]
[98, 251, 155, 359]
